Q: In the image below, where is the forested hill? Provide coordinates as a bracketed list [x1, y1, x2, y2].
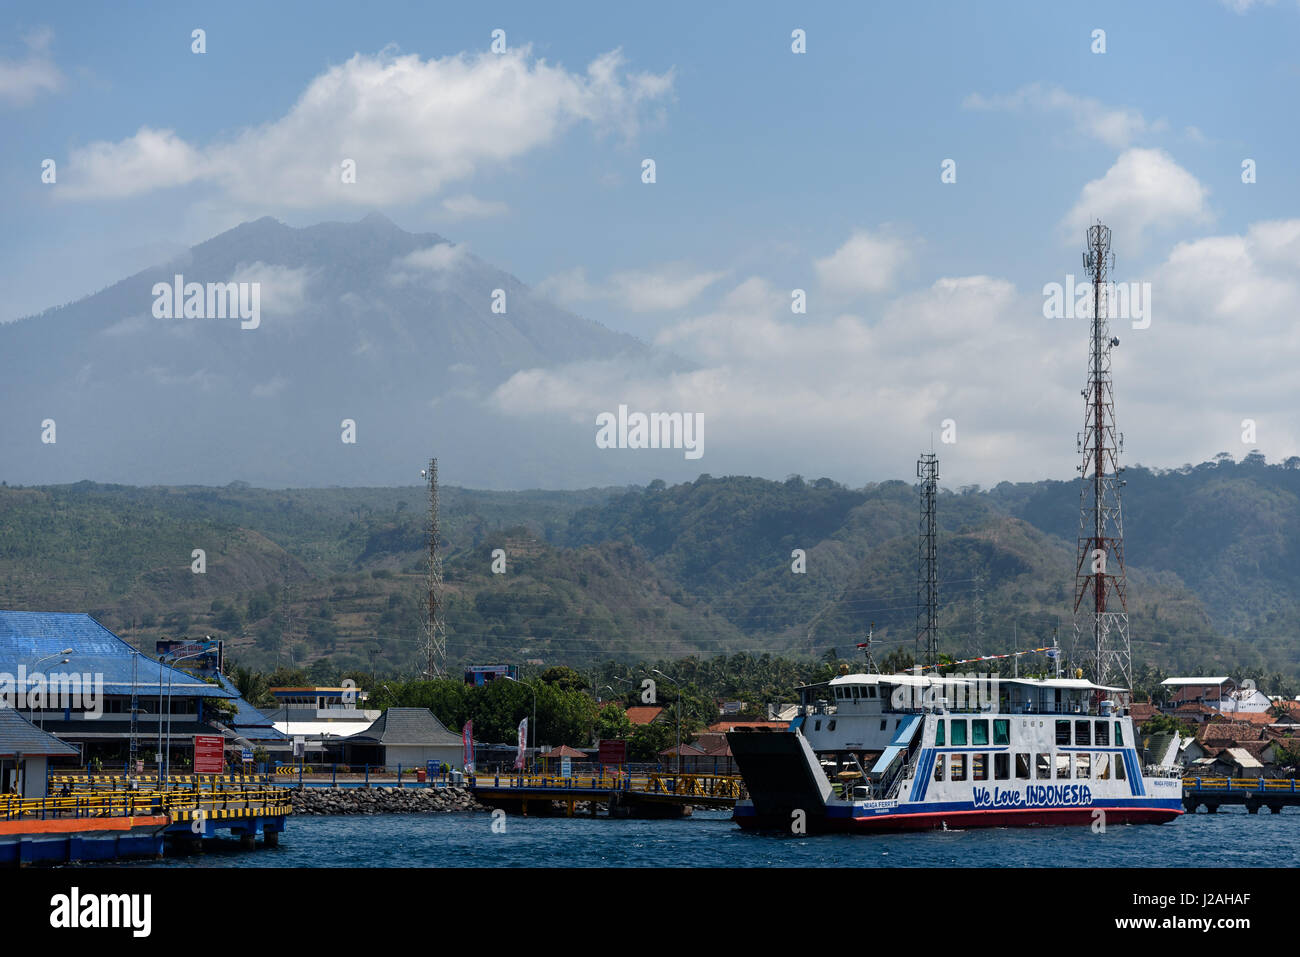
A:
[1, 453, 1298, 681]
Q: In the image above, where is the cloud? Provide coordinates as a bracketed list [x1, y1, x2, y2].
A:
[1220, 0, 1275, 12]
[0, 28, 63, 106]
[1062, 148, 1211, 245]
[230, 262, 312, 317]
[814, 229, 912, 297]
[62, 128, 206, 198]
[61, 45, 672, 206]
[537, 263, 726, 312]
[440, 194, 509, 219]
[489, 273, 1062, 485]
[964, 84, 1164, 148]
[387, 243, 471, 289]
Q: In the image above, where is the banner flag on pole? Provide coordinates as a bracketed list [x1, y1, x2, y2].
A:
[513, 718, 528, 770]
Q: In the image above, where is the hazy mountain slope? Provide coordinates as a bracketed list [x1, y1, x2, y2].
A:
[0, 215, 651, 488]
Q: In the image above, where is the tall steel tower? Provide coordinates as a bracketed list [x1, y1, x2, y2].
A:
[917, 452, 939, 672]
[420, 458, 447, 678]
[1072, 222, 1131, 690]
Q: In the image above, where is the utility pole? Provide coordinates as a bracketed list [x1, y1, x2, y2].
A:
[916, 452, 939, 672]
[1072, 222, 1132, 691]
[420, 459, 447, 678]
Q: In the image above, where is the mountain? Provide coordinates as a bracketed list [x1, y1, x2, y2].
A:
[2, 457, 1299, 685]
[0, 215, 653, 488]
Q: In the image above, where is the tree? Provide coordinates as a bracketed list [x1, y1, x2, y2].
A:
[595, 703, 632, 740]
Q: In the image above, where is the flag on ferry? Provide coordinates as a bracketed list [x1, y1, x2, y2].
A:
[513, 718, 528, 770]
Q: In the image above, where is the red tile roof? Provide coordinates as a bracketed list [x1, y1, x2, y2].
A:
[708, 720, 788, 733]
[625, 706, 664, 726]
[1200, 721, 1264, 744]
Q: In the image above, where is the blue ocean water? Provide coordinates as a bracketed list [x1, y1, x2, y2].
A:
[106, 806, 1300, 868]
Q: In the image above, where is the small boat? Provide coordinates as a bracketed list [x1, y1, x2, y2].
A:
[727, 672, 1182, 833]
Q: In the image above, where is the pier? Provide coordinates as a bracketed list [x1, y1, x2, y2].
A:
[1182, 777, 1300, 815]
[2, 773, 293, 865]
[469, 771, 745, 818]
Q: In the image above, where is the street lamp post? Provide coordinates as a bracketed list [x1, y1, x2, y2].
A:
[163, 647, 208, 783]
[502, 675, 536, 774]
[652, 669, 683, 778]
[28, 650, 73, 729]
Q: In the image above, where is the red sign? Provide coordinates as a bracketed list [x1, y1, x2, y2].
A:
[597, 739, 627, 765]
[194, 735, 225, 773]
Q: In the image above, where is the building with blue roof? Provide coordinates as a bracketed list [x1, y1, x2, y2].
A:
[0, 611, 238, 770]
[0, 707, 79, 798]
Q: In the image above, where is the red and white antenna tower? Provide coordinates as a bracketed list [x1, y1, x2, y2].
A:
[1072, 222, 1131, 690]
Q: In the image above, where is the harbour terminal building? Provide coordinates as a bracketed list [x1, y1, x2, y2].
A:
[0, 611, 242, 769]
[0, 610, 462, 773]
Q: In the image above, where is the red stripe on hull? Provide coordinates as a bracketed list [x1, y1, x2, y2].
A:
[736, 806, 1182, 833]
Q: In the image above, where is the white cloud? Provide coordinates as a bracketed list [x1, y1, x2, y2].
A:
[252, 376, 289, 398]
[1220, 0, 1275, 12]
[484, 210, 1300, 485]
[0, 28, 62, 106]
[62, 128, 206, 198]
[965, 84, 1164, 148]
[814, 229, 912, 297]
[388, 243, 471, 288]
[396, 243, 468, 273]
[537, 263, 725, 312]
[441, 194, 509, 219]
[230, 262, 312, 316]
[61, 46, 672, 206]
[535, 267, 599, 304]
[1062, 148, 1211, 245]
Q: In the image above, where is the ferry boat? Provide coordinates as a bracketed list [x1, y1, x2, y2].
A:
[727, 672, 1183, 832]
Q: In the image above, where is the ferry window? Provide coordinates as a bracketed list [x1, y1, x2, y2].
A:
[1115, 755, 1126, 781]
[1055, 720, 1071, 745]
[935, 721, 946, 746]
[950, 720, 968, 746]
[1114, 723, 1123, 746]
[1075, 720, 1091, 746]
[1035, 753, 1050, 780]
[1016, 753, 1031, 780]
[1095, 722, 1110, 746]
[934, 755, 945, 782]
[972, 720, 989, 746]
[973, 754, 988, 781]
[828, 720, 837, 731]
[950, 755, 966, 781]
[994, 753, 1010, 780]
[814, 720, 821, 731]
[869, 687, 877, 698]
[1055, 755, 1071, 779]
[1096, 754, 1110, 779]
[880, 720, 887, 731]
[1076, 753, 1091, 778]
[993, 719, 1010, 746]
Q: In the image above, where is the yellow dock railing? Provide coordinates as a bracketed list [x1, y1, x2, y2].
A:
[1183, 777, 1299, 791]
[0, 785, 294, 823]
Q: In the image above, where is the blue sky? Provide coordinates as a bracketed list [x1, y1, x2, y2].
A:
[4, 0, 1300, 487]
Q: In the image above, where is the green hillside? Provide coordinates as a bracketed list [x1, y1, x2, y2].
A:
[2, 455, 1299, 681]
